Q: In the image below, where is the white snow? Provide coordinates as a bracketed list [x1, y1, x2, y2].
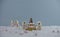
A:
[0, 26, 60, 37]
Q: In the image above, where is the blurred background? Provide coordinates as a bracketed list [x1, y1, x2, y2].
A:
[0, 0, 60, 26]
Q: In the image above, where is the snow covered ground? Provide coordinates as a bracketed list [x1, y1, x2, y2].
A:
[0, 26, 60, 37]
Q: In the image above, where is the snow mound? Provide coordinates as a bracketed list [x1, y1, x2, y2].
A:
[0, 26, 60, 37]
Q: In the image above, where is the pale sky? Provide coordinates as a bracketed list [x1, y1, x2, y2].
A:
[0, 0, 60, 26]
